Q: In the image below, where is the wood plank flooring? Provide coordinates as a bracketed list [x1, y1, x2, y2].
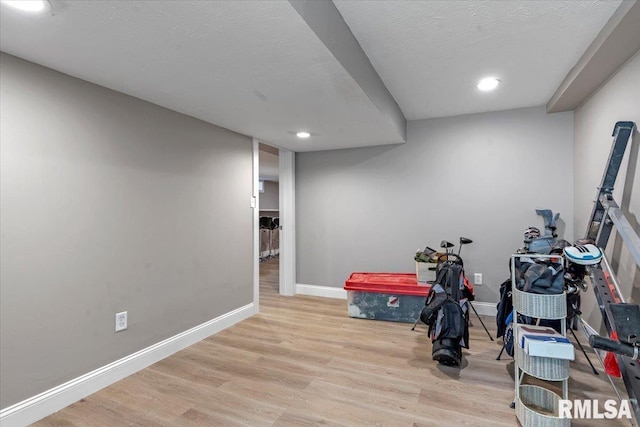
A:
[34, 258, 631, 426]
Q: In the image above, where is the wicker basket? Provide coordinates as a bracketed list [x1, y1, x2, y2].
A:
[516, 384, 570, 427]
[513, 287, 566, 319]
[515, 327, 570, 381]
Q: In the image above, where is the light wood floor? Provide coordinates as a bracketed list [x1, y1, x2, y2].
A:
[34, 258, 631, 426]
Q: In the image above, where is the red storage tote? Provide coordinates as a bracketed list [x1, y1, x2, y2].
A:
[344, 273, 430, 323]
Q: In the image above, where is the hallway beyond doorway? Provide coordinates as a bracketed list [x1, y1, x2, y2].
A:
[260, 257, 279, 297]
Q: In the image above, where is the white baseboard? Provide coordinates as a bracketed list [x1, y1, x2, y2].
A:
[296, 283, 347, 299]
[0, 303, 257, 427]
[470, 301, 497, 317]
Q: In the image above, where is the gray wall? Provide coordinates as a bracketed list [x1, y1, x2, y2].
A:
[260, 180, 280, 211]
[296, 107, 574, 303]
[0, 54, 253, 408]
[573, 51, 640, 327]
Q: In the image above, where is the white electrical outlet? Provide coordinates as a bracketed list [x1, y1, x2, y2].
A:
[474, 273, 483, 285]
[115, 311, 127, 332]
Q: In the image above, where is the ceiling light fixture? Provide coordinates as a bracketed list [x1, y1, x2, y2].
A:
[296, 131, 311, 139]
[1, 0, 50, 12]
[477, 77, 500, 91]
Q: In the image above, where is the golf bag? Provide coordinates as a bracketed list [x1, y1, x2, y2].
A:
[520, 209, 560, 255]
[514, 256, 564, 295]
[495, 279, 513, 339]
[515, 255, 566, 331]
[420, 256, 471, 366]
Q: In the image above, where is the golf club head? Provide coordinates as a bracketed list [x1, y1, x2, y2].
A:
[422, 246, 436, 257]
[457, 237, 473, 256]
[441, 240, 454, 254]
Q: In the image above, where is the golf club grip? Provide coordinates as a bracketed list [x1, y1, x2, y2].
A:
[589, 335, 639, 359]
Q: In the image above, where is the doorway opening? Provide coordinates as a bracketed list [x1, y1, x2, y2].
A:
[258, 143, 280, 297]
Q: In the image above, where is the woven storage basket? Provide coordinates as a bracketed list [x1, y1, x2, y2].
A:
[515, 327, 570, 381]
[513, 287, 566, 319]
[516, 384, 569, 427]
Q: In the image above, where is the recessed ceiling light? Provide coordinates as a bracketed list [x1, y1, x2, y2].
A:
[296, 131, 311, 139]
[1, 0, 50, 13]
[477, 77, 500, 91]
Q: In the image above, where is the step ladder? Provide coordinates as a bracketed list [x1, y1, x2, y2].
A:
[586, 121, 637, 250]
[582, 121, 639, 421]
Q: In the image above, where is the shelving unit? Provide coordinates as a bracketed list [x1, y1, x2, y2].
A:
[511, 254, 571, 427]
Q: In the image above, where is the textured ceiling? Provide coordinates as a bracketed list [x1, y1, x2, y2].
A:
[334, 0, 622, 120]
[0, 0, 403, 152]
[0, 0, 625, 151]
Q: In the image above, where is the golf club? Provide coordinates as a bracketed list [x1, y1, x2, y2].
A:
[457, 237, 473, 256]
